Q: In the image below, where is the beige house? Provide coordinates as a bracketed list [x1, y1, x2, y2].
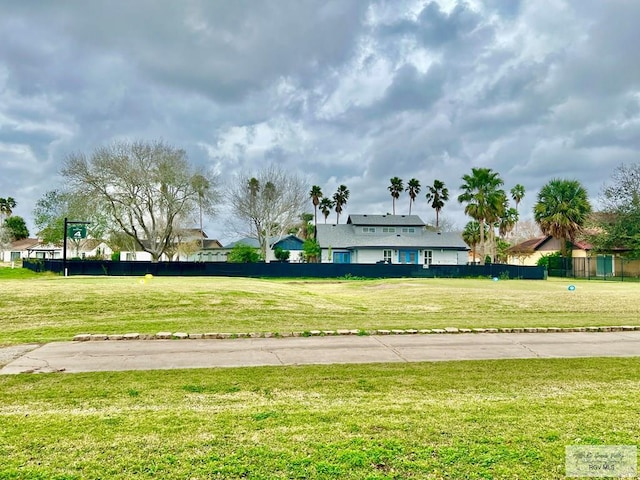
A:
[507, 235, 640, 278]
[506, 236, 591, 266]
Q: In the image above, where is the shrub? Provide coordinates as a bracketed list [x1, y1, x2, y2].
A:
[274, 247, 290, 262]
[227, 244, 262, 263]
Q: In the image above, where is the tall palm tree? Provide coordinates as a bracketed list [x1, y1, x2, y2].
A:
[309, 185, 323, 234]
[534, 179, 591, 257]
[406, 178, 421, 215]
[388, 177, 403, 215]
[333, 185, 350, 224]
[499, 207, 519, 239]
[458, 168, 505, 265]
[510, 184, 525, 235]
[425, 179, 449, 230]
[462, 221, 485, 264]
[319, 197, 334, 224]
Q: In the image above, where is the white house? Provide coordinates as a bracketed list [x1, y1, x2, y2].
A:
[315, 214, 468, 265]
[1, 238, 112, 262]
[1, 238, 40, 262]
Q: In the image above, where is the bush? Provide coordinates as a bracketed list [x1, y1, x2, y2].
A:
[111, 251, 121, 261]
[227, 244, 262, 263]
[274, 247, 290, 262]
[537, 251, 562, 269]
[302, 238, 321, 263]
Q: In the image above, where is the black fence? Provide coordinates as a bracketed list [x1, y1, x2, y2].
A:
[23, 259, 546, 280]
[546, 256, 640, 280]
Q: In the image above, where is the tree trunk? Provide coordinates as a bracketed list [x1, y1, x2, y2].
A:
[479, 219, 486, 265]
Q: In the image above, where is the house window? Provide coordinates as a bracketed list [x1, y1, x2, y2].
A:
[382, 227, 396, 233]
[424, 250, 433, 267]
[333, 252, 351, 263]
[402, 227, 416, 233]
[362, 227, 376, 233]
[126, 252, 136, 261]
[10, 252, 20, 261]
[383, 249, 392, 263]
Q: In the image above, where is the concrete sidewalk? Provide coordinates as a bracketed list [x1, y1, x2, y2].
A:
[2, 331, 640, 374]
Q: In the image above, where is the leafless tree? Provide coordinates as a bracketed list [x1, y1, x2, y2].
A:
[62, 140, 220, 262]
[227, 164, 308, 260]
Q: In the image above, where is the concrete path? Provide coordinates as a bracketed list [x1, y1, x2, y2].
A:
[2, 331, 640, 374]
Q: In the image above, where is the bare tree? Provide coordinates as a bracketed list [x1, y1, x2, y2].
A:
[62, 140, 220, 262]
[0, 223, 12, 259]
[227, 164, 308, 260]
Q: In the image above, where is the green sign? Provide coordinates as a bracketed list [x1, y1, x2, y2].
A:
[67, 225, 87, 240]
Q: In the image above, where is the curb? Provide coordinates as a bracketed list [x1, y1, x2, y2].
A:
[72, 325, 640, 342]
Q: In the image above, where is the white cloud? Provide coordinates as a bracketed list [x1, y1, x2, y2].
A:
[0, 0, 638, 241]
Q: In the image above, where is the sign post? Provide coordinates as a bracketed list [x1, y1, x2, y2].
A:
[63, 218, 90, 277]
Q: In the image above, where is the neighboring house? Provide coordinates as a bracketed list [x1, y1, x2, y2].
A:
[26, 241, 63, 259]
[1, 238, 40, 262]
[506, 236, 592, 267]
[223, 235, 305, 262]
[315, 214, 468, 265]
[2, 238, 112, 261]
[118, 230, 223, 261]
[506, 235, 640, 277]
[187, 239, 225, 262]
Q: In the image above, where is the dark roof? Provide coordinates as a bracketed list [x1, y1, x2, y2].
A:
[347, 214, 426, 227]
[508, 235, 593, 254]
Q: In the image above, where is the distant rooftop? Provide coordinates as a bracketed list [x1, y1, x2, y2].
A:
[346, 214, 426, 227]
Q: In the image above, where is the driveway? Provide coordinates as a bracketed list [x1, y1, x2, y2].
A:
[2, 331, 640, 374]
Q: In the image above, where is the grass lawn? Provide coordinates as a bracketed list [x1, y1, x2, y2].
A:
[1, 269, 640, 345]
[1, 357, 639, 479]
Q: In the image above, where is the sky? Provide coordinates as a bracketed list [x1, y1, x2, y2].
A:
[1, 0, 639, 244]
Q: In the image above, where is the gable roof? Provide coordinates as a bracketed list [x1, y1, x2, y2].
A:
[224, 235, 304, 249]
[508, 235, 593, 254]
[10, 238, 40, 250]
[347, 214, 426, 227]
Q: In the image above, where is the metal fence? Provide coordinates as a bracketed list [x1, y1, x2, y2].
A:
[547, 256, 640, 281]
[23, 259, 546, 279]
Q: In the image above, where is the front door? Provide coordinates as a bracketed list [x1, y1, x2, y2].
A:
[333, 252, 351, 264]
[596, 255, 613, 277]
[398, 250, 418, 264]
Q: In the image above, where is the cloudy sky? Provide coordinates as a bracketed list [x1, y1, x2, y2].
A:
[1, 0, 639, 243]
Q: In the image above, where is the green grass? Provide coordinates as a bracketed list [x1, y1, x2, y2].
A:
[1, 274, 640, 345]
[1, 357, 638, 479]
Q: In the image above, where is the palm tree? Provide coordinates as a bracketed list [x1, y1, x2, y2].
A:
[406, 178, 421, 215]
[333, 185, 350, 224]
[388, 177, 403, 215]
[319, 197, 334, 224]
[499, 207, 519, 239]
[309, 185, 322, 235]
[458, 168, 505, 265]
[462, 221, 485, 264]
[425, 179, 449, 230]
[510, 184, 525, 235]
[0, 197, 16, 221]
[534, 179, 591, 257]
